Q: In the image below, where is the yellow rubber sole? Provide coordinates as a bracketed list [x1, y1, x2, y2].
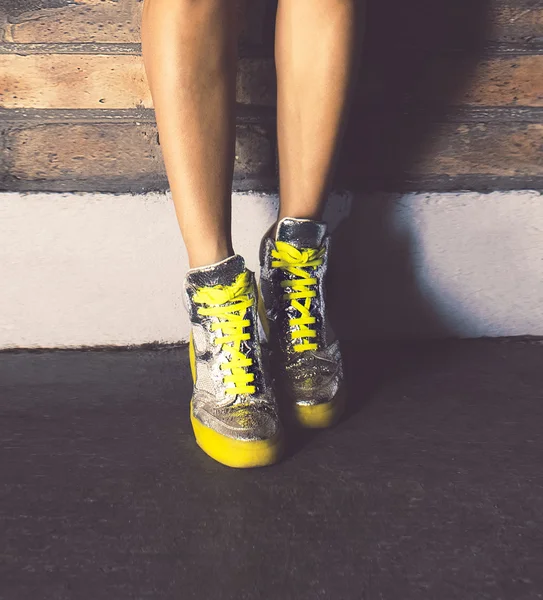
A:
[190, 404, 283, 468]
[294, 386, 346, 429]
[189, 333, 283, 468]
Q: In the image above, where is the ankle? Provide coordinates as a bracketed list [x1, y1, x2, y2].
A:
[187, 246, 234, 270]
[277, 207, 323, 223]
[270, 214, 323, 240]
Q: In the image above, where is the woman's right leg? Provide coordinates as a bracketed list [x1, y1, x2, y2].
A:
[142, 0, 239, 269]
[142, 1, 283, 468]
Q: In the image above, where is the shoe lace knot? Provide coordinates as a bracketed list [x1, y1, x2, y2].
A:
[271, 241, 325, 353]
[193, 271, 256, 395]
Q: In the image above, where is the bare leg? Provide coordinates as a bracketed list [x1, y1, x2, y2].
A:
[142, 0, 241, 268]
[274, 0, 363, 223]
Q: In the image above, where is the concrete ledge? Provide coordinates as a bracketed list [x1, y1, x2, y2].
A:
[1, 190, 542, 348]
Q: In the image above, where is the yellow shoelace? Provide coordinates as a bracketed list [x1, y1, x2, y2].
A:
[193, 271, 256, 395]
[271, 241, 325, 353]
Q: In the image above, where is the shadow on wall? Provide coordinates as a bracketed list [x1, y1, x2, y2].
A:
[329, 194, 454, 341]
[262, 0, 492, 342]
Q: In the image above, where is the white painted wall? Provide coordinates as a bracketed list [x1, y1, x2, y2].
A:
[0, 191, 349, 348]
[329, 191, 543, 341]
[1, 190, 541, 348]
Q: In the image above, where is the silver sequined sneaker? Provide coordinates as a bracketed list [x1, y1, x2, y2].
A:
[183, 255, 283, 467]
[259, 218, 345, 428]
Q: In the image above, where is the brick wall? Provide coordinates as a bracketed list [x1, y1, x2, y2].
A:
[0, 0, 542, 193]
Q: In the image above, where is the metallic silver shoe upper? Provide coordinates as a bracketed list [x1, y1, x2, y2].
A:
[259, 218, 344, 406]
[184, 255, 280, 441]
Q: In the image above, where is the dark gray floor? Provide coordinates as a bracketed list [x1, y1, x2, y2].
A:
[1, 340, 543, 600]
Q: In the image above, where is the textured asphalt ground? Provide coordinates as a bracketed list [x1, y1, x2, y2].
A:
[1, 340, 543, 599]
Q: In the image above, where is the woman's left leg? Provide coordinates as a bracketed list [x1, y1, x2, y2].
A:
[259, 0, 364, 428]
[275, 0, 364, 221]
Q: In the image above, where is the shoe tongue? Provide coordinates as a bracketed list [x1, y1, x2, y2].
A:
[185, 255, 246, 289]
[276, 218, 327, 249]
